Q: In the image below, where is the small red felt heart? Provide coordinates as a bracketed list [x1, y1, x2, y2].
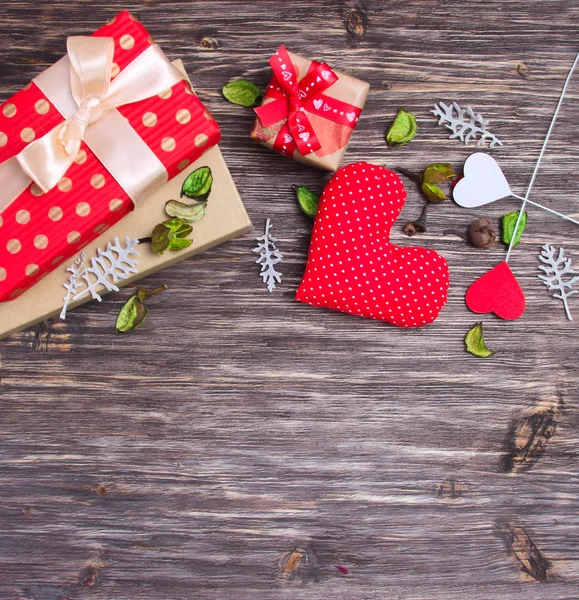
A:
[465, 261, 526, 320]
[296, 162, 450, 327]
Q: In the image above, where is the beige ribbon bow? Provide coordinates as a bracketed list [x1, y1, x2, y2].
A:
[1, 35, 185, 210]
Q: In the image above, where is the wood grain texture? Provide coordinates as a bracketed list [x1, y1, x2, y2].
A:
[1, 1, 578, 598]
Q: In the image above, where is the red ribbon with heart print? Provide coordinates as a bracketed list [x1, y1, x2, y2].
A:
[254, 45, 362, 157]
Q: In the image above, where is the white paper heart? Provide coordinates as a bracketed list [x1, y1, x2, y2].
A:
[313, 98, 322, 110]
[346, 112, 356, 122]
[282, 71, 292, 81]
[299, 132, 310, 142]
[453, 153, 512, 208]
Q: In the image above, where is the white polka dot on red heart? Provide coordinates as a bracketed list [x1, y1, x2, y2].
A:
[296, 162, 450, 327]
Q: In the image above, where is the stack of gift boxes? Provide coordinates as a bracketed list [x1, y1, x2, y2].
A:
[0, 11, 369, 310]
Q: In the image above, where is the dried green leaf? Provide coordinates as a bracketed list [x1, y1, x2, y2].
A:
[116, 286, 168, 333]
[181, 166, 213, 200]
[165, 200, 206, 222]
[295, 186, 320, 218]
[151, 219, 193, 255]
[116, 295, 147, 333]
[423, 163, 456, 183]
[421, 182, 448, 203]
[465, 322, 495, 358]
[386, 108, 418, 147]
[222, 80, 261, 107]
[168, 237, 193, 251]
[502, 211, 527, 247]
[151, 222, 171, 254]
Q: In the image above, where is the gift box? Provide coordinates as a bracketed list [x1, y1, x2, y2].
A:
[250, 45, 369, 171]
[0, 141, 252, 340]
[0, 10, 221, 303]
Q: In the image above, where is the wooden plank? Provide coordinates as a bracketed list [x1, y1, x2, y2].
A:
[0, 1, 578, 598]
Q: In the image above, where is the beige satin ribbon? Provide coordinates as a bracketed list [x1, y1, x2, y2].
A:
[0, 36, 185, 214]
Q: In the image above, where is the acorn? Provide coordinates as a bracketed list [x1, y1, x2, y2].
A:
[469, 217, 496, 249]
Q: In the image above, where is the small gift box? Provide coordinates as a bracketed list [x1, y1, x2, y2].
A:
[0, 11, 220, 302]
[250, 45, 369, 171]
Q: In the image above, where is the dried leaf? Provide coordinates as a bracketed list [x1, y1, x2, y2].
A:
[421, 182, 448, 203]
[222, 80, 261, 107]
[151, 219, 193, 255]
[465, 322, 495, 357]
[295, 186, 320, 218]
[165, 200, 206, 222]
[116, 295, 147, 332]
[423, 163, 456, 183]
[168, 237, 193, 251]
[181, 166, 213, 201]
[502, 211, 527, 246]
[386, 108, 418, 146]
[116, 285, 168, 333]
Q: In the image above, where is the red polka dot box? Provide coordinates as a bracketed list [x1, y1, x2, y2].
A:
[0, 11, 221, 302]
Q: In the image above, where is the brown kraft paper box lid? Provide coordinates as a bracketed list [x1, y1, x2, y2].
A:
[250, 50, 369, 172]
[0, 61, 252, 340]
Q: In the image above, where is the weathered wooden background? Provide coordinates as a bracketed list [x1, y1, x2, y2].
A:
[1, 1, 578, 598]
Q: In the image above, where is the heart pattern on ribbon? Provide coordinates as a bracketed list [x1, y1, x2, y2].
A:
[466, 261, 526, 320]
[453, 152, 512, 208]
[313, 98, 322, 110]
[296, 163, 450, 327]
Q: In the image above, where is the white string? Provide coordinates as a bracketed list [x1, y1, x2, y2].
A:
[505, 49, 579, 262]
[510, 193, 579, 226]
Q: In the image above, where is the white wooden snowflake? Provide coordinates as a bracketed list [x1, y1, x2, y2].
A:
[538, 245, 578, 320]
[432, 101, 502, 148]
[60, 237, 140, 319]
[253, 218, 283, 292]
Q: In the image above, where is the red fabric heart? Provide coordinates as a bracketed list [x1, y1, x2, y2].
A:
[465, 261, 526, 320]
[296, 162, 450, 327]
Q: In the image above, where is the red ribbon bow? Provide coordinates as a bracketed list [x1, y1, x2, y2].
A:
[255, 46, 361, 157]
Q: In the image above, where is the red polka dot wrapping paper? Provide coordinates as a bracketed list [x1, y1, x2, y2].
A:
[0, 11, 220, 302]
[296, 163, 450, 328]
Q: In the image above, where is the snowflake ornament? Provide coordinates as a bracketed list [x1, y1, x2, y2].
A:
[432, 101, 502, 148]
[60, 253, 86, 319]
[253, 219, 283, 292]
[538, 245, 578, 320]
[60, 237, 140, 319]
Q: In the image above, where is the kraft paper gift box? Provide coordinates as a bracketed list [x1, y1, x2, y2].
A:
[0, 10, 221, 303]
[250, 45, 369, 171]
[0, 139, 252, 340]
